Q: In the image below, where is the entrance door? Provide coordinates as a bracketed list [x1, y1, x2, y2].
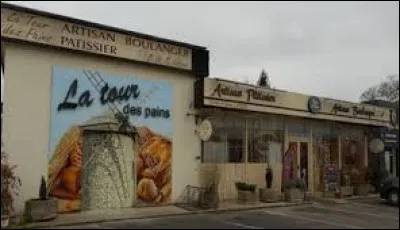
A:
[285, 140, 309, 189]
[299, 142, 309, 190]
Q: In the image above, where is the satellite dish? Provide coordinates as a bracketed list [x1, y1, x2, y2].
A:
[196, 119, 213, 141]
[369, 138, 385, 154]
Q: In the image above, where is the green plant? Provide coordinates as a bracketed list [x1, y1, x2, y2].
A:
[39, 176, 48, 200]
[1, 146, 21, 215]
[235, 182, 256, 192]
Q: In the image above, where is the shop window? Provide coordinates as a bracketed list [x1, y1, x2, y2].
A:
[312, 123, 340, 193]
[340, 126, 366, 187]
[202, 128, 228, 163]
[341, 128, 365, 169]
[247, 118, 283, 164]
[202, 116, 245, 163]
[226, 117, 245, 163]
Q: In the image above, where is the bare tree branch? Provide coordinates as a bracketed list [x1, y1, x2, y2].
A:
[360, 75, 399, 102]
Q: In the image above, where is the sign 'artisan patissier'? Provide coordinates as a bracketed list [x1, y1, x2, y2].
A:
[1, 8, 192, 70]
[199, 78, 392, 126]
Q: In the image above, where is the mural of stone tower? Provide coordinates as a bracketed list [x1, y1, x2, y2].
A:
[80, 113, 136, 210]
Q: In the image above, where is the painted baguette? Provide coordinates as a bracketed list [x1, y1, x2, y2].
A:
[48, 126, 81, 191]
[155, 182, 172, 203]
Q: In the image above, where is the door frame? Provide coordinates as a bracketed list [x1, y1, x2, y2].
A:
[287, 137, 311, 189]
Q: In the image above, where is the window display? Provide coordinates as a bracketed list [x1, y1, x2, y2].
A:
[201, 116, 245, 163]
[202, 114, 283, 164]
[340, 126, 366, 188]
[312, 123, 339, 194]
[247, 117, 283, 164]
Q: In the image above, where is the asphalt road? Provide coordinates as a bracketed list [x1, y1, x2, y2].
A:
[51, 198, 399, 229]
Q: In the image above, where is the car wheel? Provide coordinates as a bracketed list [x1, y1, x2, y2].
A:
[388, 189, 399, 206]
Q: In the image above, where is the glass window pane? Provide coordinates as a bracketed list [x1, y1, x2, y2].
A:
[248, 116, 283, 164]
[201, 115, 245, 163]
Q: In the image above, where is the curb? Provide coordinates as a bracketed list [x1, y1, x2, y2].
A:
[345, 194, 379, 200]
[311, 194, 380, 205]
[20, 202, 313, 229]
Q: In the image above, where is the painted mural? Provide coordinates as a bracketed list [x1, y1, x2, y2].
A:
[48, 66, 173, 213]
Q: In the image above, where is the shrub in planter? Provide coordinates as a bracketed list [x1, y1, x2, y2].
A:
[284, 178, 305, 203]
[24, 176, 58, 222]
[235, 182, 256, 192]
[235, 182, 258, 203]
[1, 147, 21, 228]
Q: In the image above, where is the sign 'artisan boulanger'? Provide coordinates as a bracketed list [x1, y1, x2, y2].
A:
[60, 24, 189, 57]
[126, 37, 189, 57]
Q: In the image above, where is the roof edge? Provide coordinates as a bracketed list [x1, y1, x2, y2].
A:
[1, 2, 208, 51]
[206, 77, 395, 109]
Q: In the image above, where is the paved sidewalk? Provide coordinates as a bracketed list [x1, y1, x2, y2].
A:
[42, 200, 398, 229]
[16, 201, 311, 229]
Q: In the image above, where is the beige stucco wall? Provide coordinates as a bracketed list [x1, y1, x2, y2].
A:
[199, 163, 282, 201]
[2, 42, 201, 214]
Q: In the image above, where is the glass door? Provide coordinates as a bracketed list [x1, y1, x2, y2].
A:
[300, 142, 309, 190]
[283, 140, 309, 189]
[283, 142, 298, 183]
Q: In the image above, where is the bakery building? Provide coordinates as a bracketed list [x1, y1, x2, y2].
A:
[1, 2, 397, 217]
[194, 78, 396, 200]
[1, 2, 208, 214]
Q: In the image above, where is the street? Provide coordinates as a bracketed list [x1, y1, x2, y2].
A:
[50, 199, 399, 229]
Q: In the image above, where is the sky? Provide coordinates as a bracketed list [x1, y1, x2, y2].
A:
[1, 1, 399, 102]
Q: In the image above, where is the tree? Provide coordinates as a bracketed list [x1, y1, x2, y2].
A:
[257, 69, 271, 88]
[360, 75, 399, 103]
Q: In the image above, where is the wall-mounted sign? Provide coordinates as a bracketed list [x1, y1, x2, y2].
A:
[382, 131, 398, 147]
[308, 96, 322, 113]
[196, 119, 213, 141]
[330, 103, 380, 118]
[49, 66, 173, 213]
[369, 138, 385, 154]
[205, 80, 278, 107]
[390, 109, 398, 126]
[210, 83, 276, 103]
[1, 8, 192, 70]
[199, 78, 392, 126]
[324, 100, 386, 120]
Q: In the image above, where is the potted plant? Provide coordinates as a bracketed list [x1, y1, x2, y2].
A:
[351, 167, 369, 196]
[235, 182, 258, 203]
[1, 147, 21, 228]
[284, 178, 305, 203]
[24, 176, 58, 222]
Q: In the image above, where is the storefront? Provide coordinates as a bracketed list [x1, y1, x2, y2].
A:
[194, 78, 395, 200]
[382, 130, 399, 177]
[363, 100, 399, 186]
[1, 2, 397, 217]
[1, 3, 209, 214]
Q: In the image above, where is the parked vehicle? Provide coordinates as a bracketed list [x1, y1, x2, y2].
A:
[380, 177, 399, 206]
